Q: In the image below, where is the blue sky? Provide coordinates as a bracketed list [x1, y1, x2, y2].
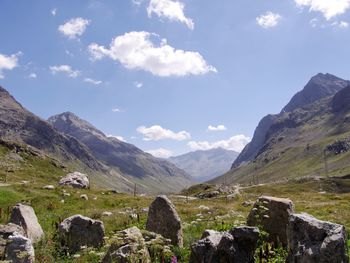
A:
[1, 0, 350, 158]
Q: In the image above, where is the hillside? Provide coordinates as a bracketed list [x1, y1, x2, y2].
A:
[48, 112, 193, 194]
[212, 74, 350, 185]
[168, 148, 238, 182]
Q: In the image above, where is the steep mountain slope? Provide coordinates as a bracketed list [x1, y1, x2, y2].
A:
[48, 112, 193, 193]
[232, 73, 350, 168]
[212, 74, 350, 186]
[168, 148, 238, 182]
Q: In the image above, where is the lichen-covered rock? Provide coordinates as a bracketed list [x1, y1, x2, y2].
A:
[287, 213, 348, 263]
[0, 223, 26, 259]
[102, 227, 151, 263]
[190, 226, 260, 263]
[9, 203, 44, 243]
[5, 233, 35, 263]
[59, 215, 105, 253]
[146, 195, 183, 247]
[247, 196, 294, 246]
[59, 172, 90, 189]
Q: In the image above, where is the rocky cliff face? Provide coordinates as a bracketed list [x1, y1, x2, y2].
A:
[232, 73, 350, 168]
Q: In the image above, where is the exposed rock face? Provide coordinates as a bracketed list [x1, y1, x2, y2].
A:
[59, 215, 105, 253]
[287, 213, 349, 263]
[9, 204, 44, 243]
[146, 196, 183, 247]
[0, 223, 25, 259]
[247, 196, 294, 247]
[326, 139, 350, 155]
[59, 172, 90, 189]
[5, 233, 35, 263]
[332, 85, 350, 113]
[190, 226, 260, 263]
[102, 227, 151, 263]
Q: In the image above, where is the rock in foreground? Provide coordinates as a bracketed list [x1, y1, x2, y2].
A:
[59, 215, 104, 253]
[287, 213, 348, 263]
[59, 172, 90, 189]
[5, 233, 35, 263]
[9, 203, 44, 243]
[146, 195, 183, 247]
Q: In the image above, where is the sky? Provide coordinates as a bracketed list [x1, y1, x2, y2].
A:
[1, 0, 350, 158]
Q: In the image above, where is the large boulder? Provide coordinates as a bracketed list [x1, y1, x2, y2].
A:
[102, 226, 151, 263]
[247, 196, 294, 246]
[0, 223, 26, 259]
[59, 172, 90, 189]
[9, 203, 44, 243]
[146, 195, 183, 247]
[287, 213, 348, 263]
[190, 226, 260, 263]
[5, 233, 35, 263]
[58, 215, 105, 253]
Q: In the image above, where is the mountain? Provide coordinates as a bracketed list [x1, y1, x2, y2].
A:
[48, 112, 193, 193]
[168, 148, 239, 182]
[232, 73, 350, 169]
[212, 73, 350, 185]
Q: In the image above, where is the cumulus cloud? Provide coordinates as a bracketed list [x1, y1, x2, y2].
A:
[107, 135, 126, 142]
[134, 81, 143, 88]
[51, 8, 57, 16]
[256, 12, 281, 28]
[50, 65, 80, 78]
[88, 31, 216, 77]
[295, 0, 350, 20]
[147, 0, 194, 29]
[28, 73, 37, 79]
[137, 125, 191, 141]
[146, 148, 173, 158]
[188, 134, 251, 152]
[0, 53, 20, 79]
[58, 17, 90, 39]
[332, 20, 349, 27]
[84, 78, 102, 85]
[132, 0, 144, 6]
[112, 108, 123, 113]
[207, 125, 227, 132]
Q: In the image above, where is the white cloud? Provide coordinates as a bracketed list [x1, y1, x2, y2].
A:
[88, 31, 216, 77]
[51, 8, 57, 16]
[147, 0, 194, 29]
[50, 65, 80, 78]
[84, 78, 102, 85]
[295, 0, 350, 20]
[146, 148, 173, 158]
[107, 135, 126, 142]
[28, 73, 37, 79]
[112, 108, 123, 113]
[132, 0, 144, 6]
[137, 125, 191, 141]
[188, 134, 251, 152]
[134, 81, 143, 88]
[207, 125, 227, 132]
[309, 18, 319, 27]
[0, 53, 20, 79]
[332, 20, 349, 27]
[256, 12, 281, 28]
[58, 17, 91, 39]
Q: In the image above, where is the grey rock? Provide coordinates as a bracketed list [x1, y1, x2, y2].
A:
[0, 223, 25, 259]
[197, 191, 220, 199]
[80, 194, 89, 201]
[59, 215, 105, 253]
[42, 185, 55, 190]
[5, 233, 35, 263]
[287, 213, 349, 263]
[9, 203, 44, 243]
[247, 196, 294, 246]
[146, 195, 183, 247]
[59, 172, 90, 189]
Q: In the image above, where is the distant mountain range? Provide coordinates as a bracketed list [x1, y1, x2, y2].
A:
[211, 73, 350, 185]
[168, 148, 239, 182]
[0, 86, 192, 194]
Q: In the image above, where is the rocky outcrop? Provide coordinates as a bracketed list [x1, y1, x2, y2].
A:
[287, 213, 349, 263]
[9, 203, 44, 243]
[325, 139, 350, 155]
[0, 223, 25, 259]
[4, 233, 35, 263]
[58, 215, 105, 253]
[59, 172, 90, 189]
[190, 226, 260, 263]
[247, 196, 294, 246]
[146, 196, 183, 247]
[331, 85, 350, 113]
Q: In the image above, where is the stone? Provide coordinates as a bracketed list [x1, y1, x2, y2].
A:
[197, 191, 220, 199]
[102, 211, 113, 217]
[9, 203, 44, 243]
[42, 185, 55, 190]
[59, 172, 90, 189]
[80, 194, 89, 200]
[146, 195, 183, 247]
[5, 233, 35, 263]
[102, 227, 151, 263]
[247, 196, 294, 246]
[287, 213, 348, 263]
[59, 215, 105, 253]
[190, 226, 260, 263]
[0, 223, 26, 259]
